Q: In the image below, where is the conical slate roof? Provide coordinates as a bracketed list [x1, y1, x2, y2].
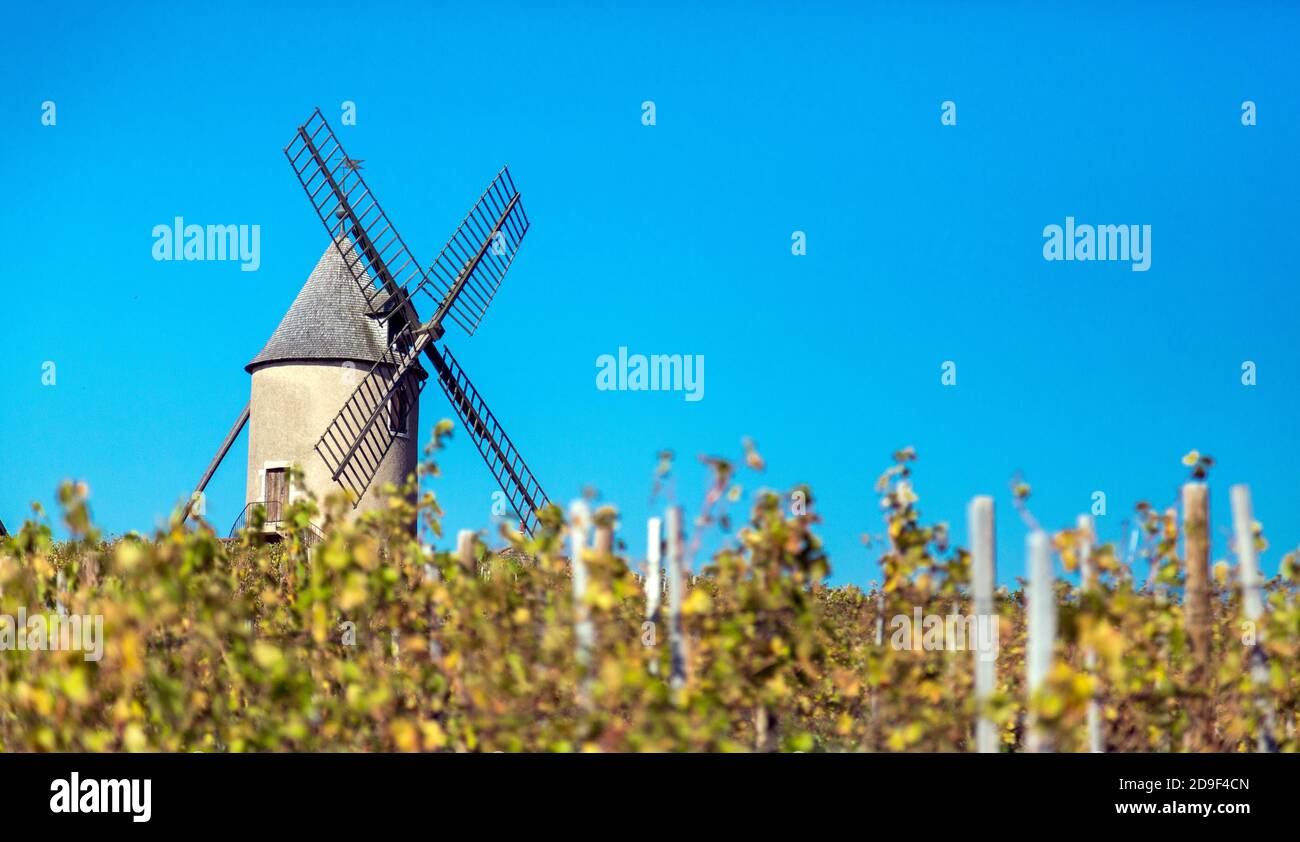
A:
[246, 237, 392, 371]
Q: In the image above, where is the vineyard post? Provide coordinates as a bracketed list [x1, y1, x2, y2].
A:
[456, 529, 476, 576]
[1078, 514, 1103, 753]
[666, 505, 688, 691]
[645, 516, 663, 621]
[969, 495, 997, 753]
[1229, 484, 1278, 752]
[1026, 530, 1055, 752]
[595, 517, 614, 555]
[645, 516, 663, 675]
[874, 591, 884, 647]
[82, 552, 100, 589]
[1181, 483, 1213, 751]
[869, 587, 883, 747]
[568, 501, 596, 696]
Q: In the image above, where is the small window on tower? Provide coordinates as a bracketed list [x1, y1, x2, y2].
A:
[385, 321, 412, 438]
[389, 379, 410, 438]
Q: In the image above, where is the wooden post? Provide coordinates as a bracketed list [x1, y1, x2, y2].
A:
[1230, 484, 1278, 752]
[594, 519, 614, 556]
[666, 505, 688, 691]
[968, 496, 997, 753]
[874, 591, 884, 647]
[1025, 530, 1055, 752]
[455, 529, 476, 575]
[1181, 483, 1213, 751]
[82, 552, 100, 589]
[645, 517, 663, 675]
[182, 401, 250, 521]
[868, 586, 884, 748]
[645, 517, 663, 622]
[1077, 514, 1103, 753]
[1078, 514, 1097, 590]
[568, 502, 596, 684]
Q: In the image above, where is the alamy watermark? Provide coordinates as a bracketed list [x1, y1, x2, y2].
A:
[50, 773, 151, 822]
[1, 608, 103, 662]
[596, 347, 704, 402]
[152, 217, 261, 271]
[1043, 217, 1150, 272]
[889, 608, 998, 661]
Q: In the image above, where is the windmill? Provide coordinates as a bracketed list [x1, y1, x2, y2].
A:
[183, 108, 550, 536]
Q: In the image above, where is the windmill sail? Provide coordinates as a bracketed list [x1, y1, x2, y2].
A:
[284, 108, 441, 318]
[427, 344, 549, 534]
[314, 324, 429, 503]
[316, 332, 550, 533]
[414, 167, 531, 336]
[286, 107, 548, 532]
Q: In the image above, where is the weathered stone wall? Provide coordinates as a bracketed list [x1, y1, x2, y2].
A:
[246, 360, 418, 524]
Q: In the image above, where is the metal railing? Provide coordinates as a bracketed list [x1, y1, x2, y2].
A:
[228, 501, 284, 537]
[227, 501, 326, 543]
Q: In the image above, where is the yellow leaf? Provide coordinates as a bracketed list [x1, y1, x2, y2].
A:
[61, 668, 90, 705]
[124, 723, 147, 752]
[252, 642, 283, 669]
[683, 589, 711, 614]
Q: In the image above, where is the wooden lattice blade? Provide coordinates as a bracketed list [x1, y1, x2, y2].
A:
[284, 108, 440, 319]
[427, 344, 549, 534]
[314, 325, 428, 504]
[416, 167, 530, 336]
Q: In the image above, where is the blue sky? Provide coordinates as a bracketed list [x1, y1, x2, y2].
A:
[2, 1, 1297, 585]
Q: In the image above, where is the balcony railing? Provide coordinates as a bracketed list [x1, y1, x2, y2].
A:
[227, 501, 323, 543]
[228, 500, 283, 537]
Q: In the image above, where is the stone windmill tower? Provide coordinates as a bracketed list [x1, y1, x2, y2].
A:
[241, 237, 422, 528]
[181, 108, 550, 539]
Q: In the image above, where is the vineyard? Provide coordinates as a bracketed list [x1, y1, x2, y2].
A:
[1, 431, 1296, 753]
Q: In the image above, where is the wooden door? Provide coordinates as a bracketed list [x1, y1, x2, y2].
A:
[265, 468, 288, 523]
